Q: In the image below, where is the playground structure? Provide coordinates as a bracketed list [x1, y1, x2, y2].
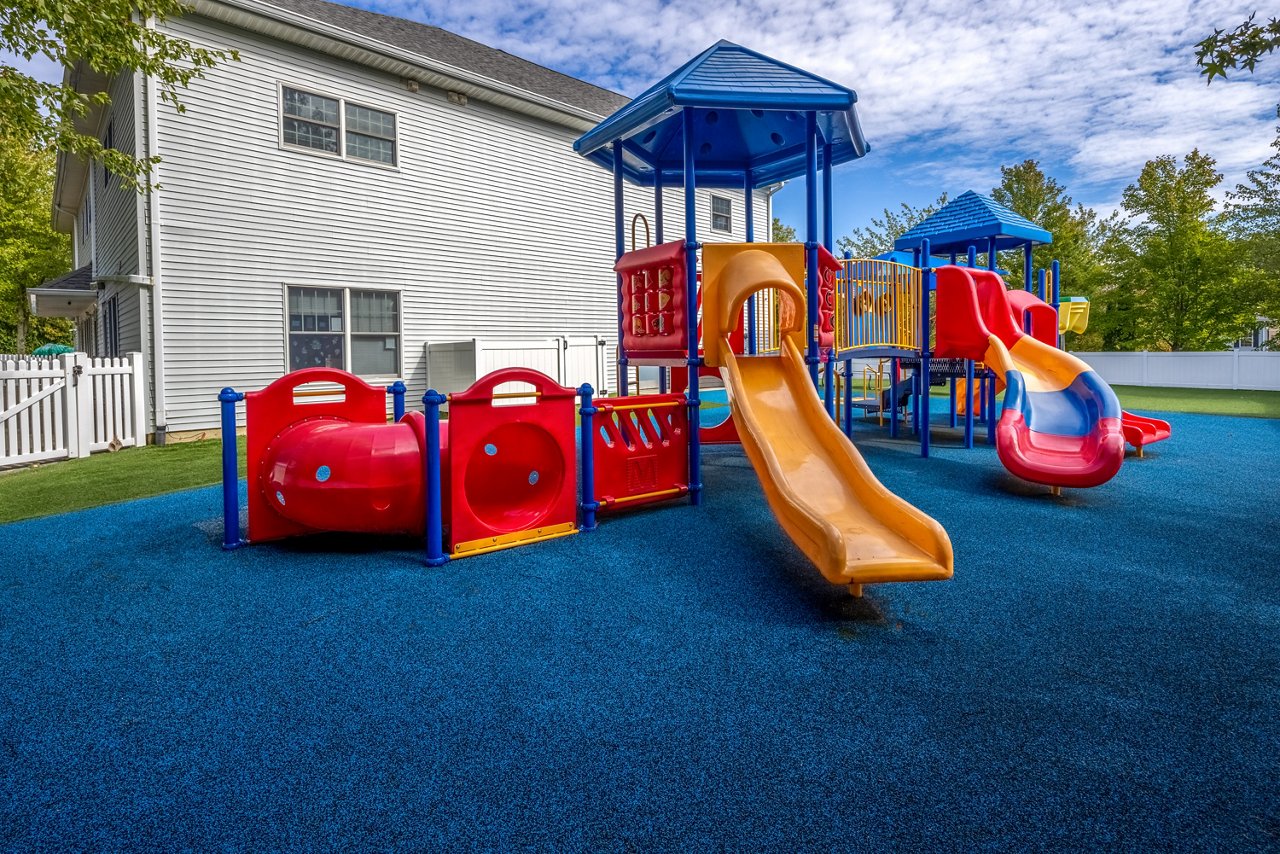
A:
[217, 39, 1168, 592]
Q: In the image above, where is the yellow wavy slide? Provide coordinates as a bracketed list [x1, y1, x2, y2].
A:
[702, 244, 952, 594]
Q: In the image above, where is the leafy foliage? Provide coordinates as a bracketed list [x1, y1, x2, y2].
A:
[1, 0, 238, 187]
[1196, 12, 1280, 82]
[0, 135, 73, 353]
[1223, 109, 1280, 346]
[990, 160, 1121, 349]
[836, 193, 948, 257]
[1111, 150, 1264, 351]
[771, 216, 796, 242]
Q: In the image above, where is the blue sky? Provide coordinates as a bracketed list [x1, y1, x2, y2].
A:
[7, 0, 1279, 239]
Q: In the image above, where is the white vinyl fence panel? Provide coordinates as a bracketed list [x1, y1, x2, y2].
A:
[425, 336, 610, 397]
[0, 352, 146, 467]
[1070, 351, 1280, 391]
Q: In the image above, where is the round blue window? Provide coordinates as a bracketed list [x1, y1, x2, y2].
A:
[316, 465, 331, 483]
[528, 470, 539, 485]
[484, 443, 498, 456]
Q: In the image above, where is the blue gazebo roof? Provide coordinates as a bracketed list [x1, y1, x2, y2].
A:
[893, 191, 1052, 254]
[574, 40, 869, 189]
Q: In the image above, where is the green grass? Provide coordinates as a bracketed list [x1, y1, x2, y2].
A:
[0, 440, 246, 525]
[1108, 385, 1280, 418]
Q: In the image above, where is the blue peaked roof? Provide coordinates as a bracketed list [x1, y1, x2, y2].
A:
[574, 41, 869, 189]
[893, 190, 1052, 254]
[873, 250, 955, 268]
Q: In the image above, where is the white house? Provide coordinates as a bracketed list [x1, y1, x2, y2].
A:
[33, 0, 773, 439]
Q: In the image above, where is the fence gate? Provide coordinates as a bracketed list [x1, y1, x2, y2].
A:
[0, 352, 147, 467]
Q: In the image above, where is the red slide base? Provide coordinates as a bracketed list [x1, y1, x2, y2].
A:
[1121, 410, 1171, 452]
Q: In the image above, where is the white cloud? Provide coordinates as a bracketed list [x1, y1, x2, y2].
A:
[367, 0, 1280, 209]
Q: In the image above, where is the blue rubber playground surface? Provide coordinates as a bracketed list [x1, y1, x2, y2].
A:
[2, 409, 1278, 850]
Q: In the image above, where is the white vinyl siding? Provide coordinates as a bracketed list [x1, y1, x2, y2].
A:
[94, 72, 141, 279]
[148, 13, 770, 431]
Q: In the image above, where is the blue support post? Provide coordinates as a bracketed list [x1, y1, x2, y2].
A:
[963, 359, 974, 449]
[987, 237, 998, 271]
[823, 357, 835, 415]
[614, 140, 628, 398]
[745, 171, 757, 356]
[822, 143, 834, 251]
[423, 390, 448, 567]
[822, 165, 837, 420]
[843, 358, 853, 436]
[888, 357, 900, 439]
[1052, 259, 1062, 349]
[1038, 267, 1047, 302]
[986, 368, 997, 446]
[656, 172, 668, 394]
[1024, 242, 1034, 292]
[654, 171, 664, 243]
[386, 380, 406, 422]
[804, 111, 820, 387]
[918, 240, 932, 458]
[578, 384, 598, 532]
[950, 252, 957, 265]
[967, 245, 977, 267]
[949, 378, 958, 428]
[683, 108, 702, 506]
[218, 387, 245, 550]
[911, 371, 920, 435]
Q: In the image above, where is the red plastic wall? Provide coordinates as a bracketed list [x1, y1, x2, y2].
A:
[593, 393, 690, 511]
[615, 240, 688, 362]
[446, 368, 577, 548]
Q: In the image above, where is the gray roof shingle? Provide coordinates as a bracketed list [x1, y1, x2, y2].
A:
[259, 0, 630, 116]
[39, 265, 93, 291]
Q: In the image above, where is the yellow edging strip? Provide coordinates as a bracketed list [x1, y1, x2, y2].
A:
[604, 486, 685, 507]
[451, 521, 578, 558]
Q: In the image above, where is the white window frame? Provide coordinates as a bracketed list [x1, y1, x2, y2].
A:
[710, 194, 733, 233]
[277, 82, 399, 170]
[282, 283, 403, 380]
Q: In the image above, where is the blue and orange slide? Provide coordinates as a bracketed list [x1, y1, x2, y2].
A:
[934, 265, 1126, 489]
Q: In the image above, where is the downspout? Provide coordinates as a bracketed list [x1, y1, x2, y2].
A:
[144, 21, 169, 443]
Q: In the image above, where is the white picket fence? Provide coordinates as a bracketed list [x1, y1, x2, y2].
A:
[0, 352, 147, 467]
[1070, 350, 1280, 391]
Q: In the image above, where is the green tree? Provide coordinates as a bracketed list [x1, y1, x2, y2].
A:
[989, 160, 1120, 349]
[1116, 150, 1263, 350]
[2, 0, 237, 186]
[0, 135, 73, 353]
[1224, 108, 1280, 346]
[771, 216, 796, 242]
[1196, 12, 1280, 82]
[837, 193, 948, 257]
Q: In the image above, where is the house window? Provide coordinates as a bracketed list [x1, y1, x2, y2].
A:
[287, 286, 400, 376]
[711, 195, 732, 232]
[281, 86, 397, 166]
[101, 122, 114, 184]
[345, 103, 397, 165]
[102, 294, 119, 358]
